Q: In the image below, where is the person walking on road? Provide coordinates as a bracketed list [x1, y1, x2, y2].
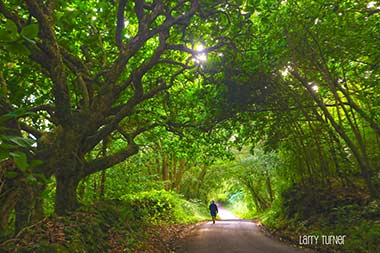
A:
[209, 200, 218, 224]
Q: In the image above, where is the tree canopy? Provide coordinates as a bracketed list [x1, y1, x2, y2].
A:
[1, 1, 380, 252]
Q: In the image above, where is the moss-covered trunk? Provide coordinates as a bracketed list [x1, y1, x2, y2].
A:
[55, 165, 81, 215]
[51, 122, 88, 215]
[14, 180, 45, 233]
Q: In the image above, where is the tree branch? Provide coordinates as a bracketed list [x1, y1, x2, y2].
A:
[115, 0, 127, 49]
[84, 118, 162, 177]
[60, 47, 91, 77]
[105, 0, 199, 85]
[19, 122, 43, 139]
[27, 104, 55, 114]
[83, 141, 138, 177]
[25, 0, 71, 125]
[167, 43, 224, 55]
[84, 77, 167, 153]
[367, 8, 380, 16]
[118, 122, 160, 141]
[83, 0, 200, 153]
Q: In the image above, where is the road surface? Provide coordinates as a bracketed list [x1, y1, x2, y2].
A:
[177, 206, 312, 253]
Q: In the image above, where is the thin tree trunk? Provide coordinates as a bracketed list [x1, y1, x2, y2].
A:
[93, 174, 97, 200]
[266, 172, 274, 203]
[162, 154, 169, 181]
[99, 171, 106, 200]
[99, 138, 108, 200]
[171, 155, 177, 190]
[292, 69, 377, 198]
[176, 159, 187, 192]
[155, 158, 161, 177]
[194, 166, 207, 197]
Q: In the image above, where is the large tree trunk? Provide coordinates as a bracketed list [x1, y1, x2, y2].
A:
[0, 160, 18, 235]
[55, 171, 80, 215]
[14, 180, 45, 233]
[15, 184, 34, 233]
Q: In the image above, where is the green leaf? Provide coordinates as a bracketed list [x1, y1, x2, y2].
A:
[26, 174, 38, 185]
[0, 20, 19, 42]
[0, 30, 19, 43]
[0, 126, 12, 131]
[30, 159, 44, 168]
[10, 151, 28, 171]
[0, 110, 35, 122]
[21, 24, 39, 40]
[6, 43, 31, 56]
[41, 188, 51, 198]
[0, 152, 8, 161]
[5, 20, 18, 33]
[0, 143, 18, 150]
[33, 172, 49, 183]
[6, 136, 35, 148]
[5, 171, 18, 179]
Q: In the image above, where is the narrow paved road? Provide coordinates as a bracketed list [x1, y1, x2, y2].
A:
[177, 206, 312, 253]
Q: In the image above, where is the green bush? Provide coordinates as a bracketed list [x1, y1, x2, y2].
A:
[366, 224, 380, 253]
[121, 190, 208, 224]
[362, 200, 380, 219]
[121, 190, 177, 223]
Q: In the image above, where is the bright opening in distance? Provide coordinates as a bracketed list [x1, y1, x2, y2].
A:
[195, 44, 204, 52]
[367, 1, 378, 8]
[194, 44, 207, 63]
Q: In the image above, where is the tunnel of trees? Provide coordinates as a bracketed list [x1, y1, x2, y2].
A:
[0, 0, 380, 252]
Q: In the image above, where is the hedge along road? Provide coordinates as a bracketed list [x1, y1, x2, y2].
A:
[177, 206, 314, 253]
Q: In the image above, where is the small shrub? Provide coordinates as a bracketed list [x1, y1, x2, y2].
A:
[366, 224, 380, 253]
[121, 190, 208, 224]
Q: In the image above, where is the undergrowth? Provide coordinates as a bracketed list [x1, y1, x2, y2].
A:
[259, 180, 380, 253]
[221, 179, 380, 253]
[0, 190, 208, 253]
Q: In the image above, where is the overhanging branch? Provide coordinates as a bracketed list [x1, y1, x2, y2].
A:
[25, 0, 71, 125]
[19, 122, 43, 139]
[83, 141, 138, 177]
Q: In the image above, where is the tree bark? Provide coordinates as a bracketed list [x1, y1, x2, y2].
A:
[55, 171, 80, 215]
[162, 154, 169, 181]
[99, 138, 108, 200]
[15, 185, 33, 233]
[14, 181, 45, 233]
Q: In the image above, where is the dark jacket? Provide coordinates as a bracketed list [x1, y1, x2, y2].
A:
[209, 203, 218, 215]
